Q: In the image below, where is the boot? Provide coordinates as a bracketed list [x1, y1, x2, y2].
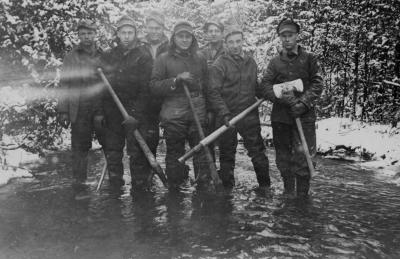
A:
[282, 177, 295, 194]
[218, 169, 235, 188]
[72, 150, 88, 183]
[252, 156, 271, 188]
[296, 175, 310, 197]
[105, 151, 124, 187]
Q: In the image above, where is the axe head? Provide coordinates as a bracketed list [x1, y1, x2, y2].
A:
[273, 79, 303, 99]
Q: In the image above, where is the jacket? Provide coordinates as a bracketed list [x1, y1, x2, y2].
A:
[100, 41, 153, 118]
[260, 45, 323, 124]
[58, 44, 103, 123]
[150, 36, 228, 123]
[209, 53, 261, 116]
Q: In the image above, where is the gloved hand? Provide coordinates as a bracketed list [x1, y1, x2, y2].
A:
[223, 114, 232, 128]
[122, 116, 139, 133]
[290, 101, 308, 118]
[280, 91, 298, 107]
[58, 113, 70, 129]
[93, 115, 105, 132]
[176, 72, 196, 89]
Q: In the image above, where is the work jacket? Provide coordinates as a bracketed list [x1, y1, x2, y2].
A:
[261, 45, 323, 124]
[198, 42, 227, 66]
[58, 44, 103, 123]
[209, 53, 262, 116]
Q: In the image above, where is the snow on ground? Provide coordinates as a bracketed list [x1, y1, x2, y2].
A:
[316, 117, 400, 185]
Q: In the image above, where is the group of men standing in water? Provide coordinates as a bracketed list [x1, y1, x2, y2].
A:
[58, 10, 323, 197]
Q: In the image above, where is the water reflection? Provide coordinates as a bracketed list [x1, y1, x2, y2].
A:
[0, 148, 399, 258]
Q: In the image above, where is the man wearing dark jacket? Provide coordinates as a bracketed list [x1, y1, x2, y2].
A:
[101, 16, 153, 189]
[150, 20, 229, 189]
[58, 20, 104, 185]
[209, 25, 271, 189]
[260, 18, 323, 197]
[140, 10, 169, 162]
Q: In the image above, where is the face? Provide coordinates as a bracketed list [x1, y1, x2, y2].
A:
[206, 24, 223, 43]
[225, 33, 243, 56]
[146, 20, 164, 42]
[279, 31, 298, 51]
[174, 31, 193, 50]
[117, 25, 136, 47]
[78, 28, 96, 47]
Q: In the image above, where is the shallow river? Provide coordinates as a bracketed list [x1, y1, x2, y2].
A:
[0, 144, 399, 258]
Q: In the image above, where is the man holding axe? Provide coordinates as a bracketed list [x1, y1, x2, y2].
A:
[100, 16, 155, 189]
[260, 18, 323, 197]
[208, 25, 271, 189]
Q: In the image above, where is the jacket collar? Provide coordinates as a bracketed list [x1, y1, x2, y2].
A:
[280, 45, 302, 61]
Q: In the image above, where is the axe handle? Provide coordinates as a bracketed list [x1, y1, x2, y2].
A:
[295, 118, 315, 177]
[182, 84, 221, 186]
[97, 68, 168, 187]
[96, 151, 107, 192]
[178, 99, 263, 163]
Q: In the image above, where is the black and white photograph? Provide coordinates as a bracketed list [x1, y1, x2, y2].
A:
[0, 0, 399, 258]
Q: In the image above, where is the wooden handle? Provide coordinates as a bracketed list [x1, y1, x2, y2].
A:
[178, 99, 263, 162]
[295, 118, 315, 177]
[98, 68, 168, 187]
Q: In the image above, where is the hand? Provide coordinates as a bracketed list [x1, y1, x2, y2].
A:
[290, 101, 308, 118]
[93, 115, 105, 132]
[176, 72, 196, 87]
[223, 114, 231, 128]
[280, 91, 298, 107]
[58, 113, 70, 129]
[122, 116, 139, 133]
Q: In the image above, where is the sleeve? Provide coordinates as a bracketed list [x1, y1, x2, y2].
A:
[207, 60, 230, 117]
[57, 53, 74, 114]
[149, 55, 177, 97]
[298, 53, 324, 108]
[259, 59, 278, 103]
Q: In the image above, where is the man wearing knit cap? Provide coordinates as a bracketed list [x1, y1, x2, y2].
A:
[100, 15, 154, 190]
[260, 18, 323, 197]
[58, 19, 104, 187]
[141, 10, 170, 171]
[209, 25, 271, 189]
[150, 20, 228, 190]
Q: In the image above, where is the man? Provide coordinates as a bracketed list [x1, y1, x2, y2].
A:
[150, 20, 229, 189]
[199, 18, 226, 66]
[260, 18, 323, 197]
[209, 25, 271, 189]
[199, 18, 227, 161]
[58, 19, 104, 185]
[101, 16, 153, 189]
[140, 10, 169, 162]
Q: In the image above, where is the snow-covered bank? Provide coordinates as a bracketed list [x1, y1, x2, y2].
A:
[0, 148, 35, 186]
[316, 117, 400, 185]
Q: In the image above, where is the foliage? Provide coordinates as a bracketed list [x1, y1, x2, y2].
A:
[0, 0, 399, 154]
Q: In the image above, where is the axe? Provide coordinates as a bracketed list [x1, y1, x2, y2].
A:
[274, 79, 315, 177]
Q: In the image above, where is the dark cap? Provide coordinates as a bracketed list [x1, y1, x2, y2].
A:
[146, 10, 165, 27]
[277, 18, 300, 34]
[173, 20, 194, 35]
[224, 25, 243, 40]
[116, 15, 136, 30]
[77, 19, 97, 31]
[203, 17, 224, 32]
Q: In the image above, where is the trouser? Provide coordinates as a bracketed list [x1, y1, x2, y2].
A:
[103, 102, 155, 186]
[70, 104, 100, 182]
[218, 111, 270, 187]
[162, 119, 210, 187]
[272, 121, 316, 194]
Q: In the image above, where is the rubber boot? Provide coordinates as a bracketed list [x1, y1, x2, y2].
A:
[252, 156, 271, 188]
[105, 151, 124, 187]
[72, 150, 88, 183]
[219, 166, 235, 188]
[296, 175, 310, 197]
[282, 177, 295, 194]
